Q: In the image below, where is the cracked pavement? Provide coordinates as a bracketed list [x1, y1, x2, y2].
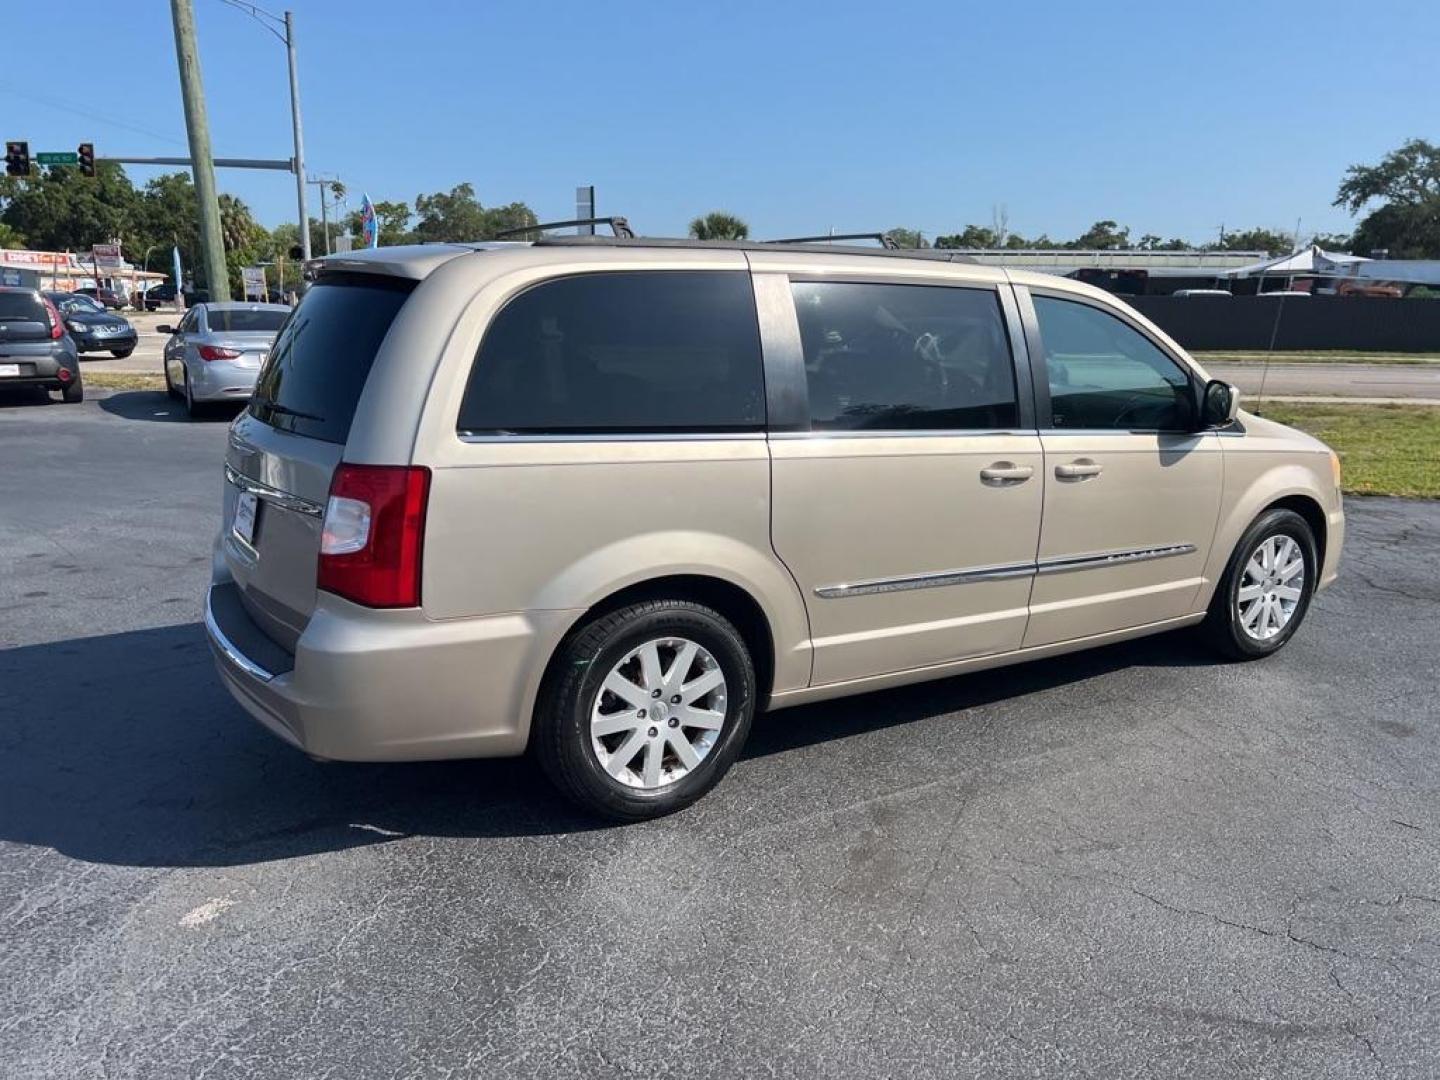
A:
[2, 391, 1438, 1078]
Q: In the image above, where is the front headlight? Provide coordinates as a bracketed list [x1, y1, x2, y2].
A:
[66, 320, 86, 333]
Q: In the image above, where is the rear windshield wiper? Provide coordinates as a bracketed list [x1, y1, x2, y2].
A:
[260, 401, 325, 423]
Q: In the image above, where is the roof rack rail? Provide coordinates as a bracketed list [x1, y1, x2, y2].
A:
[530, 235, 979, 264]
[495, 216, 635, 240]
[769, 232, 899, 249]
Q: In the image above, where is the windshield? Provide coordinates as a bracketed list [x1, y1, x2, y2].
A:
[207, 308, 290, 333]
[53, 294, 105, 314]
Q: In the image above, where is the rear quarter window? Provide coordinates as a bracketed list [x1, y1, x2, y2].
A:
[249, 275, 415, 445]
[457, 270, 765, 435]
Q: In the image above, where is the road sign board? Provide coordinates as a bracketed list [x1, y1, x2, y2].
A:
[92, 243, 122, 270]
[241, 266, 267, 300]
[36, 151, 78, 165]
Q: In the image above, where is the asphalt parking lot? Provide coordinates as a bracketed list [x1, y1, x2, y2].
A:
[2, 389, 1438, 1079]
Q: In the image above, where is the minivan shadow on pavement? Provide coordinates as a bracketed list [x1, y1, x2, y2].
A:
[0, 618, 1210, 869]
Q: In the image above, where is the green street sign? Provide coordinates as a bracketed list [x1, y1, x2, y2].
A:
[36, 151, 78, 165]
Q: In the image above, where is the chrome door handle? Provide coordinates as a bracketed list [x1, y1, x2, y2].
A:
[1055, 459, 1103, 481]
[979, 462, 1034, 485]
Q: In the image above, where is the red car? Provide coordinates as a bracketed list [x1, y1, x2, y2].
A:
[75, 286, 128, 311]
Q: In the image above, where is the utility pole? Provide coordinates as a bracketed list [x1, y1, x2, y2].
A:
[169, 0, 230, 301]
[285, 11, 311, 267]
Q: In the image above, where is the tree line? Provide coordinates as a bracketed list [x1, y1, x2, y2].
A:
[3, 138, 1437, 293]
[690, 140, 1440, 259]
[0, 170, 539, 293]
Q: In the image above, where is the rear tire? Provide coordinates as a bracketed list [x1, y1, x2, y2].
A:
[1202, 508, 1318, 660]
[184, 371, 202, 419]
[534, 600, 756, 822]
[60, 378, 83, 404]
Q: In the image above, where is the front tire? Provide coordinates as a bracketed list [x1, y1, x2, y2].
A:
[534, 600, 756, 822]
[1203, 508, 1318, 660]
[111, 348, 134, 359]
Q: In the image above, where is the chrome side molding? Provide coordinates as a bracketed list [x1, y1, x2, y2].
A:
[815, 543, 1196, 598]
[815, 560, 1037, 598]
[1034, 543, 1197, 575]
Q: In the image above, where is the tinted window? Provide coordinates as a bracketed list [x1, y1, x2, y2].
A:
[208, 308, 290, 333]
[249, 275, 414, 445]
[0, 291, 45, 320]
[458, 271, 764, 435]
[1033, 296, 1194, 431]
[791, 281, 1017, 430]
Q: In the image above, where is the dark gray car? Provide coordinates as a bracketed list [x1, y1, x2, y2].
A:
[0, 287, 82, 403]
[45, 291, 139, 358]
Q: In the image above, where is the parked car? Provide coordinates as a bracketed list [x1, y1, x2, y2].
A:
[134, 283, 179, 311]
[160, 302, 291, 418]
[0, 286, 83, 402]
[44, 291, 139, 358]
[75, 286, 128, 311]
[206, 238, 1345, 820]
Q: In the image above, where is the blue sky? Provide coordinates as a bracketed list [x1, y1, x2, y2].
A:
[3, 0, 1436, 244]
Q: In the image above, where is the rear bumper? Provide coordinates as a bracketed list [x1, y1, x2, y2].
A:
[205, 574, 579, 762]
[190, 361, 260, 402]
[0, 342, 80, 387]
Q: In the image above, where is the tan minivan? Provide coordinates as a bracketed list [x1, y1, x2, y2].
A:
[206, 236, 1344, 819]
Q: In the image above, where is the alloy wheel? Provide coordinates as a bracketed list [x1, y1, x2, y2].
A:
[590, 637, 728, 790]
[1237, 534, 1306, 641]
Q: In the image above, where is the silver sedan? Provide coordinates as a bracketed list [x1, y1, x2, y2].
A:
[161, 302, 292, 418]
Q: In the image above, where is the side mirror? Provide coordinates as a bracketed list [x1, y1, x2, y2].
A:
[1201, 379, 1241, 427]
[156, 324, 175, 335]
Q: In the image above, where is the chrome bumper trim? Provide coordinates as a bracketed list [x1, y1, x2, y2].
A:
[205, 587, 277, 683]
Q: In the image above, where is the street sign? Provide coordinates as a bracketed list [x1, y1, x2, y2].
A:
[92, 243, 122, 270]
[36, 151, 78, 165]
[241, 266, 267, 301]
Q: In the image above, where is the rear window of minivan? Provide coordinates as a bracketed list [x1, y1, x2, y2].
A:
[248, 274, 415, 444]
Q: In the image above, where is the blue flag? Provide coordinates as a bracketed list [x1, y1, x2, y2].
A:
[361, 194, 379, 249]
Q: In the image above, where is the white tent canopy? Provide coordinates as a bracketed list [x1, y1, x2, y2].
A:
[1330, 260, 1440, 285]
[1225, 245, 1369, 279]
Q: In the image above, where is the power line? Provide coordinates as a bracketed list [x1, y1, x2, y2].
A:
[213, 0, 287, 43]
[0, 81, 187, 147]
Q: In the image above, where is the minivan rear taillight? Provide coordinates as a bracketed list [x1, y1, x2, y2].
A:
[317, 464, 430, 608]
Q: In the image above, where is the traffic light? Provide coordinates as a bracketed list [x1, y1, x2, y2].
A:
[4, 140, 29, 177]
[77, 142, 95, 177]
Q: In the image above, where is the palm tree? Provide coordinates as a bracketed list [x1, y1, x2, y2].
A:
[689, 211, 749, 241]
